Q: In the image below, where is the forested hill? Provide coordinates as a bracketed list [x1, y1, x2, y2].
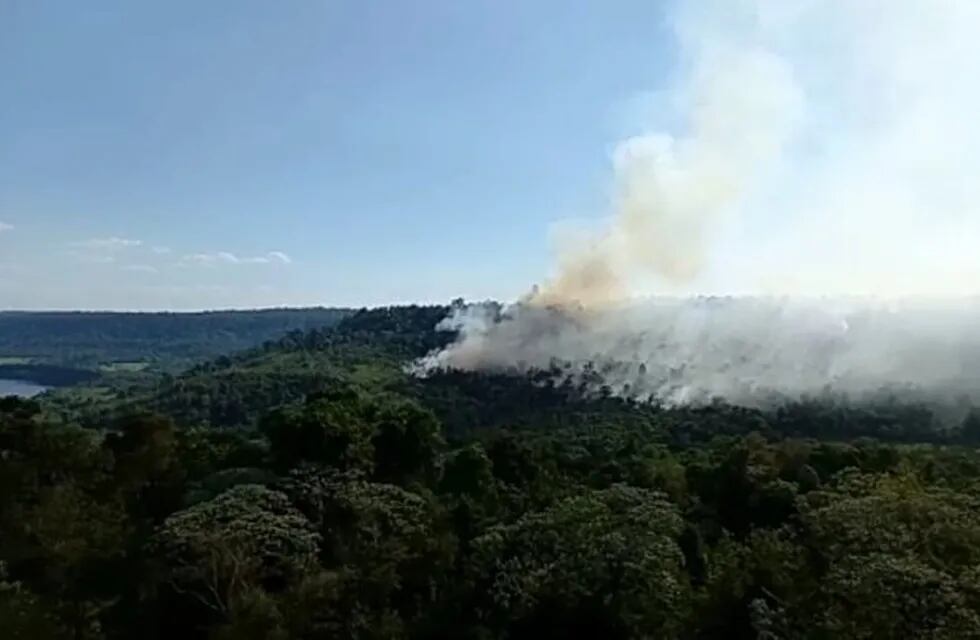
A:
[11, 304, 980, 638]
[0, 308, 351, 370]
[46, 304, 980, 447]
[44, 305, 454, 428]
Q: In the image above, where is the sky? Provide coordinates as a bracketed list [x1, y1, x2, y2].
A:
[0, 0, 674, 310]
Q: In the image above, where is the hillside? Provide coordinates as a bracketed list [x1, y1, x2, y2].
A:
[42, 305, 451, 428]
[46, 305, 980, 446]
[0, 308, 351, 377]
[7, 304, 980, 638]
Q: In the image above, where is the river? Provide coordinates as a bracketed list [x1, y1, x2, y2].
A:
[0, 379, 49, 398]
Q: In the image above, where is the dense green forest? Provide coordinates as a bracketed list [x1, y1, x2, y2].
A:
[6, 305, 980, 638]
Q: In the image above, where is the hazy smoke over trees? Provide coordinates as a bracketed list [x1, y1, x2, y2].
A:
[418, 0, 980, 405]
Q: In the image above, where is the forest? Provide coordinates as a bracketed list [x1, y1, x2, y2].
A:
[5, 305, 980, 639]
[0, 308, 351, 371]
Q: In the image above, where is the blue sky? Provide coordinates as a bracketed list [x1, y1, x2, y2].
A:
[0, 0, 674, 310]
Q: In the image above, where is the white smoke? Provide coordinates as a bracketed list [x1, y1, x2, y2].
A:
[417, 0, 980, 405]
[417, 298, 980, 406]
[533, 7, 804, 306]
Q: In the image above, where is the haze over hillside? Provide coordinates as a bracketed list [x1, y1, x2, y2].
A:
[418, 298, 980, 407]
[417, 0, 980, 406]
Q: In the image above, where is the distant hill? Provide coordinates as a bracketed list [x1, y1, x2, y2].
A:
[39, 305, 452, 427]
[39, 303, 976, 447]
[0, 308, 352, 370]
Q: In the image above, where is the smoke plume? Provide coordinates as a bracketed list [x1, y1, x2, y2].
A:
[418, 0, 980, 405]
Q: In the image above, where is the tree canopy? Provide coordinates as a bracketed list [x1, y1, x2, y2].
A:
[4, 304, 980, 638]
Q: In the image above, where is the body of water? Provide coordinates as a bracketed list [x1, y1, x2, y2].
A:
[0, 379, 49, 398]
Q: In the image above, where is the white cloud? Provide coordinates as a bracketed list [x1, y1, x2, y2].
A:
[121, 264, 159, 274]
[67, 252, 117, 264]
[71, 236, 143, 249]
[183, 252, 239, 265]
[152, 246, 172, 255]
[66, 236, 144, 265]
[266, 251, 293, 264]
[0, 222, 13, 233]
[182, 251, 292, 266]
[215, 251, 242, 263]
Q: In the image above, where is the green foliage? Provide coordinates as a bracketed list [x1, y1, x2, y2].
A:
[261, 390, 376, 472]
[817, 554, 980, 638]
[469, 485, 689, 637]
[371, 399, 444, 486]
[800, 472, 980, 571]
[7, 305, 980, 638]
[149, 485, 319, 616]
[0, 563, 61, 640]
[275, 465, 456, 637]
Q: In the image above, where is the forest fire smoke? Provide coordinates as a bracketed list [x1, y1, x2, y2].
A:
[417, 0, 980, 405]
[529, 43, 801, 307]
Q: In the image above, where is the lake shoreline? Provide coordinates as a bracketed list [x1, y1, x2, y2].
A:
[0, 378, 50, 398]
